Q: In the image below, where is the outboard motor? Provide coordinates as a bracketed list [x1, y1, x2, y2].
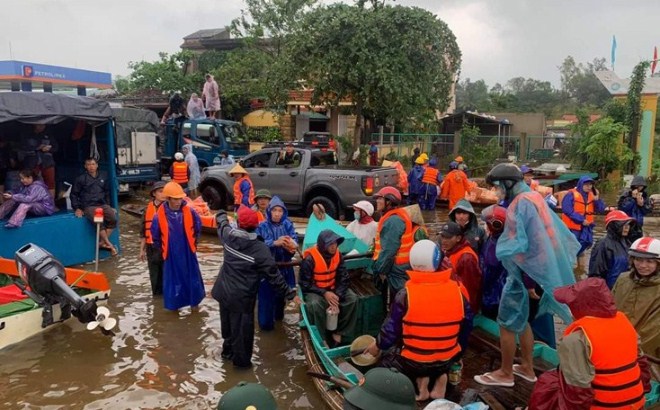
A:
[14, 243, 116, 333]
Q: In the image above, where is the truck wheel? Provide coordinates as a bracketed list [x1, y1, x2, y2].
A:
[202, 185, 225, 210]
[306, 196, 338, 219]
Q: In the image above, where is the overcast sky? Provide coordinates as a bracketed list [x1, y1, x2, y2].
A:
[0, 0, 657, 88]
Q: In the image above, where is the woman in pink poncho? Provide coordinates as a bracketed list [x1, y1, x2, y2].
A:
[202, 74, 221, 119]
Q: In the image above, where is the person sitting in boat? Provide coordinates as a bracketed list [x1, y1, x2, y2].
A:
[372, 187, 414, 305]
[255, 196, 298, 331]
[617, 175, 653, 242]
[276, 142, 300, 166]
[440, 161, 472, 211]
[343, 367, 417, 410]
[448, 199, 485, 253]
[71, 157, 118, 255]
[475, 163, 578, 388]
[150, 181, 205, 312]
[520, 165, 539, 191]
[418, 157, 442, 211]
[407, 156, 425, 206]
[439, 221, 482, 314]
[253, 189, 272, 224]
[139, 181, 167, 296]
[366, 240, 472, 402]
[346, 200, 377, 247]
[561, 176, 606, 276]
[228, 164, 255, 210]
[300, 229, 359, 346]
[212, 206, 299, 369]
[588, 210, 635, 289]
[529, 278, 651, 410]
[169, 152, 190, 191]
[612, 237, 660, 376]
[0, 168, 55, 228]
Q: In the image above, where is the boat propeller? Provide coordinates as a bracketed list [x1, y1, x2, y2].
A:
[86, 306, 117, 334]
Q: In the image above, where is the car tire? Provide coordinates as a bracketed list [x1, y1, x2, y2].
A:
[202, 185, 226, 210]
[306, 196, 338, 220]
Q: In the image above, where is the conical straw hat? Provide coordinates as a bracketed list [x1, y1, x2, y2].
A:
[228, 163, 248, 176]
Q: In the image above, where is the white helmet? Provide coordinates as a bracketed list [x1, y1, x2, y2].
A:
[352, 200, 374, 216]
[174, 152, 184, 161]
[629, 237, 660, 259]
[410, 240, 441, 272]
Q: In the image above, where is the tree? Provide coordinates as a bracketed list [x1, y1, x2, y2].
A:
[559, 56, 610, 106]
[625, 61, 651, 151]
[286, 3, 461, 147]
[578, 117, 632, 180]
[228, 0, 320, 109]
[124, 51, 202, 95]
[455, 79, 491, 112]
[502, 77, 562, 115]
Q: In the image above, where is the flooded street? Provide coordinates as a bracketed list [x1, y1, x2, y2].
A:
[1, 193, 657, 409]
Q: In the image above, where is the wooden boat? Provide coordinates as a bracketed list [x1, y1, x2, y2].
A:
[298, 215, 660, 409]
[0, 258, 111, 350]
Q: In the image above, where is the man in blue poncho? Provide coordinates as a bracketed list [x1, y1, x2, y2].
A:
[151, 181, 205, 311]
[561, 175, 605, 275]
[474, 164, 579, 387]
[407, 156, 425, 205]
[255, 195, 298, 330]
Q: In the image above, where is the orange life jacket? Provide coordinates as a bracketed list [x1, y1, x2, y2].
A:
[564, 312, 645, 410]
[373, 208, 414, 265]
[448, 244, 478, 274]
[233, 175, 255, 206]
[561, 189, 594, 231]
[421, 167, 440, 186]
[256, 210, 266, 223]
[304, 246, 341, 290]
[156, 204, 196, 260]
[143, 201, 161, 245]
[529, 179, 539, 191]
[171, 161, 189, 184]
[401, 269, 464, 363]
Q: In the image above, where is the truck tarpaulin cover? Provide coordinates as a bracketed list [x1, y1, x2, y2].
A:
[112, 107, 160, 148]
[0, 93, 113, 124]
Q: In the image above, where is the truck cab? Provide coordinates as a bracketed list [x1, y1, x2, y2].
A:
[162, 118, 249, 172]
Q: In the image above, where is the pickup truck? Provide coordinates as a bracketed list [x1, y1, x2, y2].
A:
[198, 145, 400, 218]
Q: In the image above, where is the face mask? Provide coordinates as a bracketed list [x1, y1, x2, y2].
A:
[354, 211, 362, 220]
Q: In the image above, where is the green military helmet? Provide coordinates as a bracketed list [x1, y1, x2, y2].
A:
[217, 381, 277, 410]
[343, 368, 416, 410]
[254, 189, 273, 200]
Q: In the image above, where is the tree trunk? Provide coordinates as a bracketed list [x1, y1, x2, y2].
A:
[353, 101, 363, 151]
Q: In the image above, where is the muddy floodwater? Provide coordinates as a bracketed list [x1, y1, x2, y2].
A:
[1, 193, 658, 409]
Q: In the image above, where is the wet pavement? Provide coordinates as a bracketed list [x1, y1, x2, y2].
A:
[1, 193, 658, 410]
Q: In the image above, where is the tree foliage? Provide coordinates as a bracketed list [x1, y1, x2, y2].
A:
[559, 56, 610, 106]
[124, 51, 202, 95]
[625, 61, 651, 150]
[577, 117, 632, 179]
[286, 3, 461, 146]
[457, 125, 500, 176]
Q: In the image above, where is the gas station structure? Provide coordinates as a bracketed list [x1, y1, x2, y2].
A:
[0, 60, 111, 96]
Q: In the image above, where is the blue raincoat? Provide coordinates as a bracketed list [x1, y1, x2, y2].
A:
[587, 220, 632, 289]
[255, 196, 297, 330]
[151, 201, 205, 310]
[561, 176, 605, 254]
[496, 182, 579, 333]
[407, 164, 425, 204]
[480, 231, 507, 319]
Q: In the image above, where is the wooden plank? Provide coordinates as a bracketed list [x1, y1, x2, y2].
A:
[478, 392, 507, 410]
